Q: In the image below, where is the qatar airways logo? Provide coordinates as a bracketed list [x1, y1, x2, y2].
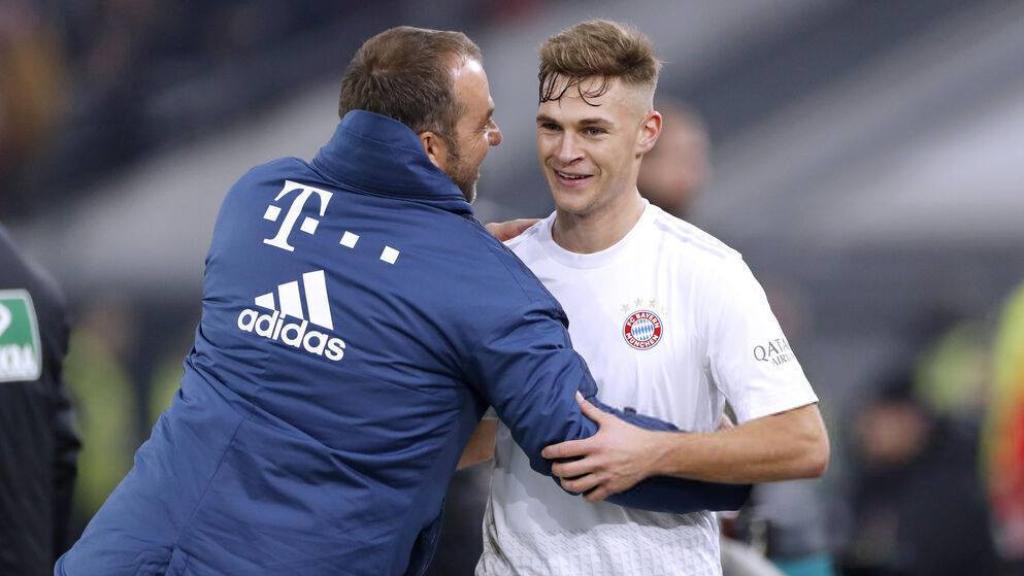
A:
[753, 337, 793, 367]
[237, 270, 346, 362]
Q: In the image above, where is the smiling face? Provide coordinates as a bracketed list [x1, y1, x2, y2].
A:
[536, 75, 660, 219]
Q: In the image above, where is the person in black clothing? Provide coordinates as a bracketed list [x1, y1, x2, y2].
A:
[0, 224, 80, 576]
[840, 369, 999, 576]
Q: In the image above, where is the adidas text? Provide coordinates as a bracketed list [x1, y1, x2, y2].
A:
[237, 308, 346, 361]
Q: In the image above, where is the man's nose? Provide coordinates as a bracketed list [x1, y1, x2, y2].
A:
[488, 124, 503, 146]
[556, 133, 581, 164]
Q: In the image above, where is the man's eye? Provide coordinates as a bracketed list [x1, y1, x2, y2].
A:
[583, 127, 606, 136]
[540, 123, 561, 131]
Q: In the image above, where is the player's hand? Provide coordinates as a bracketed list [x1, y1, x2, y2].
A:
[542, 393, 665, 502]
[485, 218, 539, 242]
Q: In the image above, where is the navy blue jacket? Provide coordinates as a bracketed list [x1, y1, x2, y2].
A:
[57, 111, 748, 576]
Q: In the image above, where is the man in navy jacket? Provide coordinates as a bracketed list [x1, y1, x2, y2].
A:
[57, 27, 748, 576]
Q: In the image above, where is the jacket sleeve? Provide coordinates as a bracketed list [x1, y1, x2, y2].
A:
[465, 301, 750, 513]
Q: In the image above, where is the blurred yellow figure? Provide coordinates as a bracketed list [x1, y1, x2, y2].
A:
[64, 304, 136, 521]
[986, 284, 1024, 563]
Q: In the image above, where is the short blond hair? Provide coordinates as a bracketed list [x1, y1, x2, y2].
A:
[538, 19, 661, 104]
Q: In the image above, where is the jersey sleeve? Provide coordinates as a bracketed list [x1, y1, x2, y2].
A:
[706, 258, 819, 423]
[466, 300, 750, 512]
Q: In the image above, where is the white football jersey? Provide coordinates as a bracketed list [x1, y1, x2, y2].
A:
[477, 202, 818, 576]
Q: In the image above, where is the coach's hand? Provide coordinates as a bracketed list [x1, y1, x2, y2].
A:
[485, 218, 539, 242]
[542, 393, 665, 502]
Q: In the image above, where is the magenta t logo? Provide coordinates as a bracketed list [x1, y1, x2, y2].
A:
[262, 180, 334, 252]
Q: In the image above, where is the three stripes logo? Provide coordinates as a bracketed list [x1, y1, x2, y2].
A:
[237, 270, 346, 361]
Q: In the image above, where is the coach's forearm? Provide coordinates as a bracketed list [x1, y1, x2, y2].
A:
[650, 404, 829, 483]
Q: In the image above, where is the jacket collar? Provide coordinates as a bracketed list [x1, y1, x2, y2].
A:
[312, 111, 473, 216]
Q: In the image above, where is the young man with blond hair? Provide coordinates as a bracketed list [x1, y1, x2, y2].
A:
[57, 25, 747, 576]
[478, 20, 829, 575]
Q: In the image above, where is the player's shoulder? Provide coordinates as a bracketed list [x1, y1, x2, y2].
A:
[648, 206, 740, 263]
[503, 217, 548, 256]
[646, 206, 759, 296]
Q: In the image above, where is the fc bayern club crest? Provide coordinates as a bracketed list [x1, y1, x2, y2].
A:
[623, 310, 663, 350]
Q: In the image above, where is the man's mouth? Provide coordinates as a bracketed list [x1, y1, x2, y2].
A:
[554, 169, 592, 184]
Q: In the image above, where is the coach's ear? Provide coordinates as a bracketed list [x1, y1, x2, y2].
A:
[636, 110, 662, 157]
[419, 131, 451, 172]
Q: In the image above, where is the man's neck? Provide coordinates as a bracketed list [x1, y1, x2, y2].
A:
[552, 191, 645, 254]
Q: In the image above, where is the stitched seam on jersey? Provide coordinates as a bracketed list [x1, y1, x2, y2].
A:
[651, 216, 735, 260]
[651, 210, 728, 249]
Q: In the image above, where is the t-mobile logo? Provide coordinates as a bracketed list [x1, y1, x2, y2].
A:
[263, 180, 334, 252]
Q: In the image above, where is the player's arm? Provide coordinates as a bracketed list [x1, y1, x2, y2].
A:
[466, 300, 749, 513]
[457, 417, 497, 469]
[544, 399, 827, 500]
[654, 402, 827, 482]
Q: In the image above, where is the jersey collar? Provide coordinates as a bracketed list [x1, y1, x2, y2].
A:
[312, 110, 473, 216]
[540, 201, 656, 269]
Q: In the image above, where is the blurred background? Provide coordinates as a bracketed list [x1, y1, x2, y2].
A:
[2, 0, 1022, 574]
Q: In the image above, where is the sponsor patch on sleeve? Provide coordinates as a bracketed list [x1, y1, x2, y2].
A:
[752, 337, 795, 367]
[0, 289, 42, 383]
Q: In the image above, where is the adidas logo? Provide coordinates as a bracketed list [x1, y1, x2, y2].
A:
[236, 270, 346, 362]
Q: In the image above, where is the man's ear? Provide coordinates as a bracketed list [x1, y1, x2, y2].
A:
[636, 110, 662, 157]
[419, 131, 450, 171]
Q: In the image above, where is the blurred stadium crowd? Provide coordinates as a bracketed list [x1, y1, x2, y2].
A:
[0, 0, 510, 218]
[2, 1, 1023, 575]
